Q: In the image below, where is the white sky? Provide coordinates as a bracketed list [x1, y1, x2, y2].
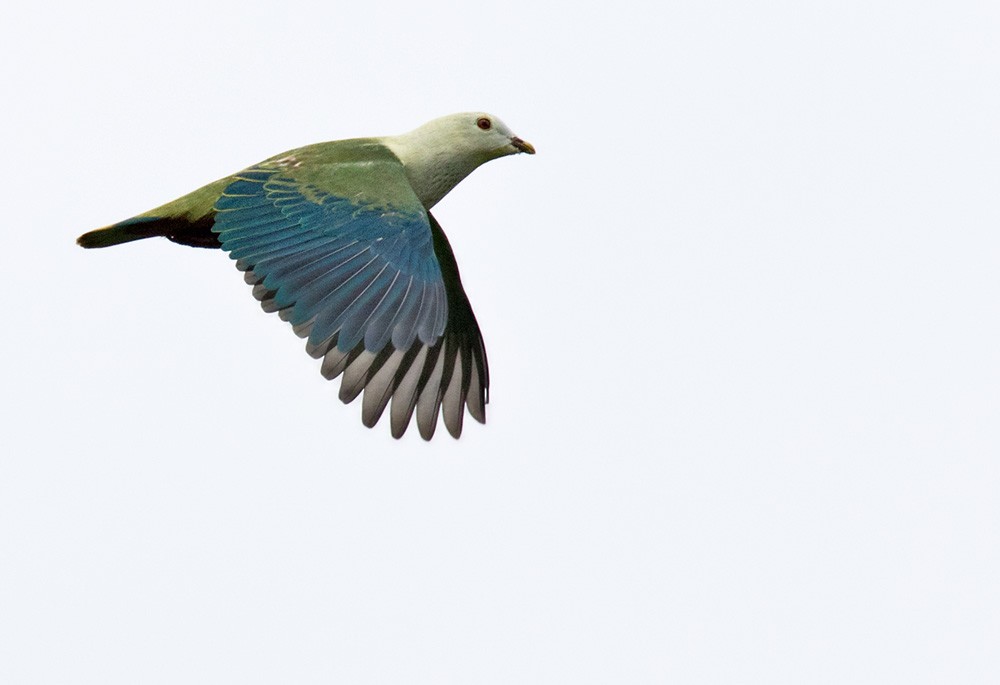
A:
[2, 1, 999, 682]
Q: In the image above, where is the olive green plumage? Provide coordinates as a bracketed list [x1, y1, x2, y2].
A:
[78, 113, 534, 439]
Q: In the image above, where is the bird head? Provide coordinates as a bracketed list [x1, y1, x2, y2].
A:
[418, 112, 535, 162]
[383, 112, 534, 209]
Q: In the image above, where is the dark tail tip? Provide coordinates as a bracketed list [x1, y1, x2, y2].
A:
[77, 217, 165, 249]
[77, 228, 122, 248]
[76, 215, 220, 249]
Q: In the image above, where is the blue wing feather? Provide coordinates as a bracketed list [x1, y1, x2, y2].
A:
[212, 164, 447, 354]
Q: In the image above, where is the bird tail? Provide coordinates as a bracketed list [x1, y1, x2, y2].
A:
[77, 216, 220, 249]
[77, 217, 171, 248]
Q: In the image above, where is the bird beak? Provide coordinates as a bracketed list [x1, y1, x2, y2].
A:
[510, 136, 536, 155]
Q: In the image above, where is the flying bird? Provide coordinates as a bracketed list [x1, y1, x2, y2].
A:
[78, 112, 535, 440]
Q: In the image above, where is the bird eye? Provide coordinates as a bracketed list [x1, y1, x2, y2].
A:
[476, 117, 492, 130]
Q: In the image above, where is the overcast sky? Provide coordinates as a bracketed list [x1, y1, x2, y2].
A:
[2, 1, 999, 683]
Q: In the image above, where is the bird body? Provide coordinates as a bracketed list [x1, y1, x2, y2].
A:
[78, 113, 534, 439]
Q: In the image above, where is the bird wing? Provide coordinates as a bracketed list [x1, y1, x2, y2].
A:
[211, 146, 487, 439]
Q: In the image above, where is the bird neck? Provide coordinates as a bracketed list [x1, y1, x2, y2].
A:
[381, 134, 484, 210]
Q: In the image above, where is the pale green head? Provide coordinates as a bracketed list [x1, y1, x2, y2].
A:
[412, 111, 536, 161]
[383, 112, 535, 209]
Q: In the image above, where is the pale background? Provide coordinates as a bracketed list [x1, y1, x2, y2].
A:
[2, 1, 998, 683]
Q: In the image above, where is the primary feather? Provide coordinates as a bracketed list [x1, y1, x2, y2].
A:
[77, 112, 534, 440]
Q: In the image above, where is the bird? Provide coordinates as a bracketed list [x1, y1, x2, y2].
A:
[77, 112, 535, 440]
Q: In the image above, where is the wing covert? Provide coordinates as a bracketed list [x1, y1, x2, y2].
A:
[213, 164, 447, 354]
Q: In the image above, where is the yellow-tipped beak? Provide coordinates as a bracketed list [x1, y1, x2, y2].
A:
[511, 136, 536, 154]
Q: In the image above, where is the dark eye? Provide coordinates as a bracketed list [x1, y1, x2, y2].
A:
[476, 117, 492, 130]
